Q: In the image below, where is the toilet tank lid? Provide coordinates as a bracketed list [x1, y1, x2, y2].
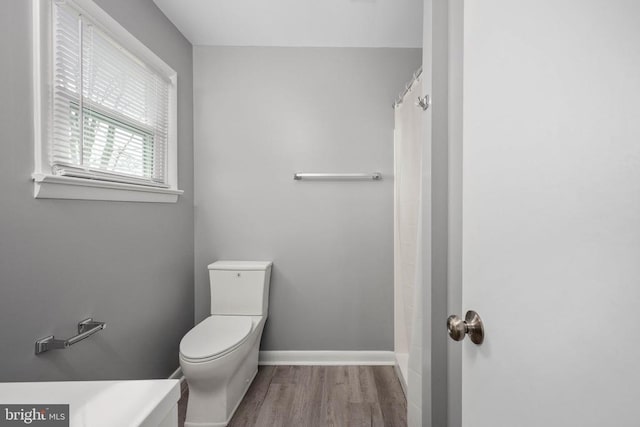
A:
[208, 260, 273, 271]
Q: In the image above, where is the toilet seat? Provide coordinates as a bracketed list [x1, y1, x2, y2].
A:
[179, 315, 253, 363]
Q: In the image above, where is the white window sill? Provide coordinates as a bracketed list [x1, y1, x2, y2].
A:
[32, 173, 183, 203]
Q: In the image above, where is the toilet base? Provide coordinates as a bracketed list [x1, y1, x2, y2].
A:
[184, 368, 257, 427]
[181, 316, 265, 427]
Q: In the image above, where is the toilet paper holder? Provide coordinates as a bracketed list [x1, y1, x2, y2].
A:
[35, 318, 106, 355]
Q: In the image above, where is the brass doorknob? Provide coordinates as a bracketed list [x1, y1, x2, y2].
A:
[447, 310, 484, 345]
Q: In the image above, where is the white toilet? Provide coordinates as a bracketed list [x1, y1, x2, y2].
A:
[179, 260, 272, 427]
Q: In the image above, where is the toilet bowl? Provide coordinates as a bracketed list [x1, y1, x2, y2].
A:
[179, 315, 266, 427]
[179, 261, 272, 427]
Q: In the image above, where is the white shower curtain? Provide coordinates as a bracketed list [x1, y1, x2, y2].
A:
[393, 74, 424, 425]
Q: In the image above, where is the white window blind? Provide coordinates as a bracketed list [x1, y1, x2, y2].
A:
[51, 1, 170, 187]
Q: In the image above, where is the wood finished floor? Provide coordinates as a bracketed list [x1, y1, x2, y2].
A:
[178, 365, 407, 427]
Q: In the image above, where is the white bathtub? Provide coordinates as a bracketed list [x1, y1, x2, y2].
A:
[0, 379, 180, 427]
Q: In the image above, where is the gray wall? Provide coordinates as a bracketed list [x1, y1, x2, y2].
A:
[0, 0, 194, 381]
[194, 47, 421, 351]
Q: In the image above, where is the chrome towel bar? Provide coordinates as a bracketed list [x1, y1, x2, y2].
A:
[293, 172, 382, 181]
[35, 318, 106, 355]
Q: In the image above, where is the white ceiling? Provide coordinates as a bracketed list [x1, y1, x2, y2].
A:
[152, 0, 423, 48]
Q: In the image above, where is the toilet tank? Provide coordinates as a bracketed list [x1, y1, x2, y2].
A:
[208, 261, 273, 316]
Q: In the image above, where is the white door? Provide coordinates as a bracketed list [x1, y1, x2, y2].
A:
[458, 1, 640, 426]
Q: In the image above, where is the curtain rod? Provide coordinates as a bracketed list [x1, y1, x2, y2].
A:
[393, 66, 423, 109]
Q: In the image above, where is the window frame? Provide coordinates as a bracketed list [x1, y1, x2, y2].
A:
[32, 0, 182, 203]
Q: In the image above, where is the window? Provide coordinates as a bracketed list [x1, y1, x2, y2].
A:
[32, 0, 182, 202]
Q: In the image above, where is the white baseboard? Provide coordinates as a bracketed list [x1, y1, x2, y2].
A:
[258, 351, 395, 366]
[394, 363, 408, 396]
[169, 352, 395, 381]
